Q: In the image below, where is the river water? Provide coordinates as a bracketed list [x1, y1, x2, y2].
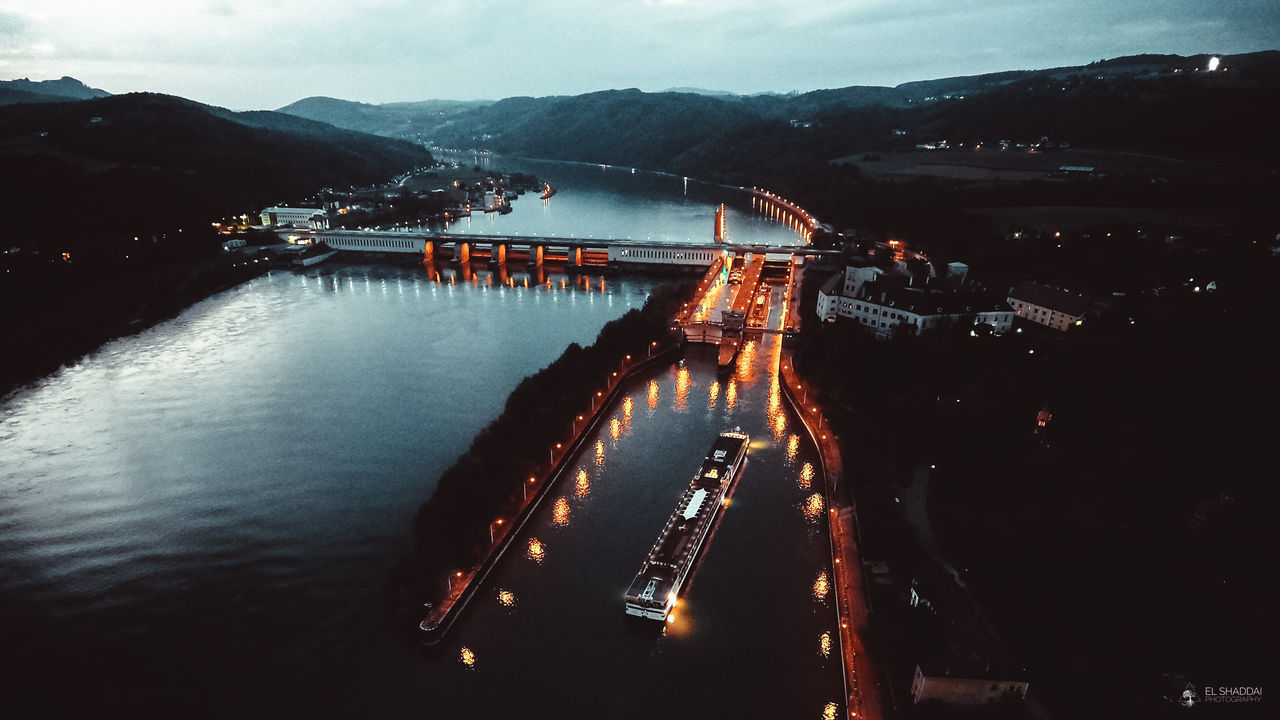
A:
[0, 162, 839, 717]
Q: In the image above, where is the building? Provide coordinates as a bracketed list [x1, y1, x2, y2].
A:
[1006, 281, 1089, 331]
[818, 271, 1014, 338]
[259, 206, 329, 229]
[911, 662, 1030, 706]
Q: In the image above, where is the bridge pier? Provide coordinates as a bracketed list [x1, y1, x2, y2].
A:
[455, 242, 470, 264]
[492, 243, 506, 265]
[424, 240, 434, 263]
[572, 247, 582, 267]
[533, 245, 544, 267]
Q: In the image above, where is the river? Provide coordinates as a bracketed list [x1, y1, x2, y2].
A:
[0, 162, 840, 717]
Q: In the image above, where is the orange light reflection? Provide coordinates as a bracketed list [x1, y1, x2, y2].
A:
[526, 538, 546, 563]
[799, 462, 814, 489]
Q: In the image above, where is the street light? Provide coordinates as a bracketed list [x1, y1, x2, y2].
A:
[447, 570, 463, 594]
[490, 518, 504, 543]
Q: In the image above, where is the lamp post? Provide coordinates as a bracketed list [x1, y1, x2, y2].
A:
[446, 570, 462, 595]
[490, 518, 504, 544]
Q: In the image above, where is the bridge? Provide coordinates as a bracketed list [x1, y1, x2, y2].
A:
[280, 189, 838, 267]
[287, 222, 837, 270]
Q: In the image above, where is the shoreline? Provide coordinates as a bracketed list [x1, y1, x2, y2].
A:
[1, 259, 271, 402]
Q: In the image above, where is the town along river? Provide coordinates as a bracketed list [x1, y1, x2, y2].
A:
[0, 166, 840, 717]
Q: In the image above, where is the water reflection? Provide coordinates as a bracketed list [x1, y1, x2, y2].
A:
[802, 492, 825, 520]
[674, 365, 691, 413]
[497, 589, 516, 608]
[734, 339, 757, 383]
[622, 395, 633, 424]
[575, 469, 591, 498]
[786, 434, 800, 463]
[819, 631, 832, 658]
[609, 417, 622, 443]
[725, 379, 738, 412]
[460, 647, 476, 668]
[707, 379, 720, 409]
[594, 439, 605, 467]
[552, 498, 570, 527]
[821, 701, 838, 720]
[526, 538, 546, 563]
[799, 462, 814, 490]
[812, 570, 830, 601]
[647, 380, 660, 411]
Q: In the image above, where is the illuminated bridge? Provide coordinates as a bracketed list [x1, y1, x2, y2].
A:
[285, 198, 837, 267]
[287, 229, 838, 269]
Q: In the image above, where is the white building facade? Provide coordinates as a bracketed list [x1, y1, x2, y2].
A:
[818, 269, 1014, 339]
[1006, 281, 1089, 331]
[260, 207, 329, 229]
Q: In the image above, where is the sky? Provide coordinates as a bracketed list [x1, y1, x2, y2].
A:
[2, 0, 1278, 110]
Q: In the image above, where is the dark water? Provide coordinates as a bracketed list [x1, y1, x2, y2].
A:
[0, 168, 837, 717]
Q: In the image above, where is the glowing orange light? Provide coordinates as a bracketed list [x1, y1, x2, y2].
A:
[552, 497, 570, 526]
[526, 538, 545, 563]
[803, 492, 825, 520]
[819, 631, 832, 658]
[799, 462, 814, 489]
[786, 434, 799, 463]
[674, 365, 690, 412]
[575, 469, 591, 498]
[609, 417, 622, 443]
[821, 701, 838, 720]
[725, 380, 738, 412]
[594, 439, 605, 466]
[708, 380, 720, 409]
[497, 589, 515, 607]
[460, 646, 476, 667]
[647, 380, 660, 410]
[813, 570, 830, 601]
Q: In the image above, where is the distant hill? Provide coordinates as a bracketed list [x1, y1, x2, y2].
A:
[0, 76, 110, 105]
[414, 51, 1280, 181]
[261, 52, 1280, 179]
[0, 92, 434, 246]
[661, 87, 740, 98]
[276, 96, 492, 142]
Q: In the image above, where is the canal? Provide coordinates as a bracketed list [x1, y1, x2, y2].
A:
[0, 163, 838, 717]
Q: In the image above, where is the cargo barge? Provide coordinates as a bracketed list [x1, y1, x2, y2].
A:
[624, 429, 750, 621]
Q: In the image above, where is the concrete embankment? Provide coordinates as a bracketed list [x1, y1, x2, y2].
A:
[779, 353, 888, 720]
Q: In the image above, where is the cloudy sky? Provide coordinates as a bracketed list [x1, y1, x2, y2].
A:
[2, 0, 1277, 109]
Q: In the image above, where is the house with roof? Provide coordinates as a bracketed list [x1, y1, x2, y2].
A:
[817, 267, 1014, 338]
[1006, 281, 1089, 331]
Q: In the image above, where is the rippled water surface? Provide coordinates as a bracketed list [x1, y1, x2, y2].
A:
[0, 168, 838, 717]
